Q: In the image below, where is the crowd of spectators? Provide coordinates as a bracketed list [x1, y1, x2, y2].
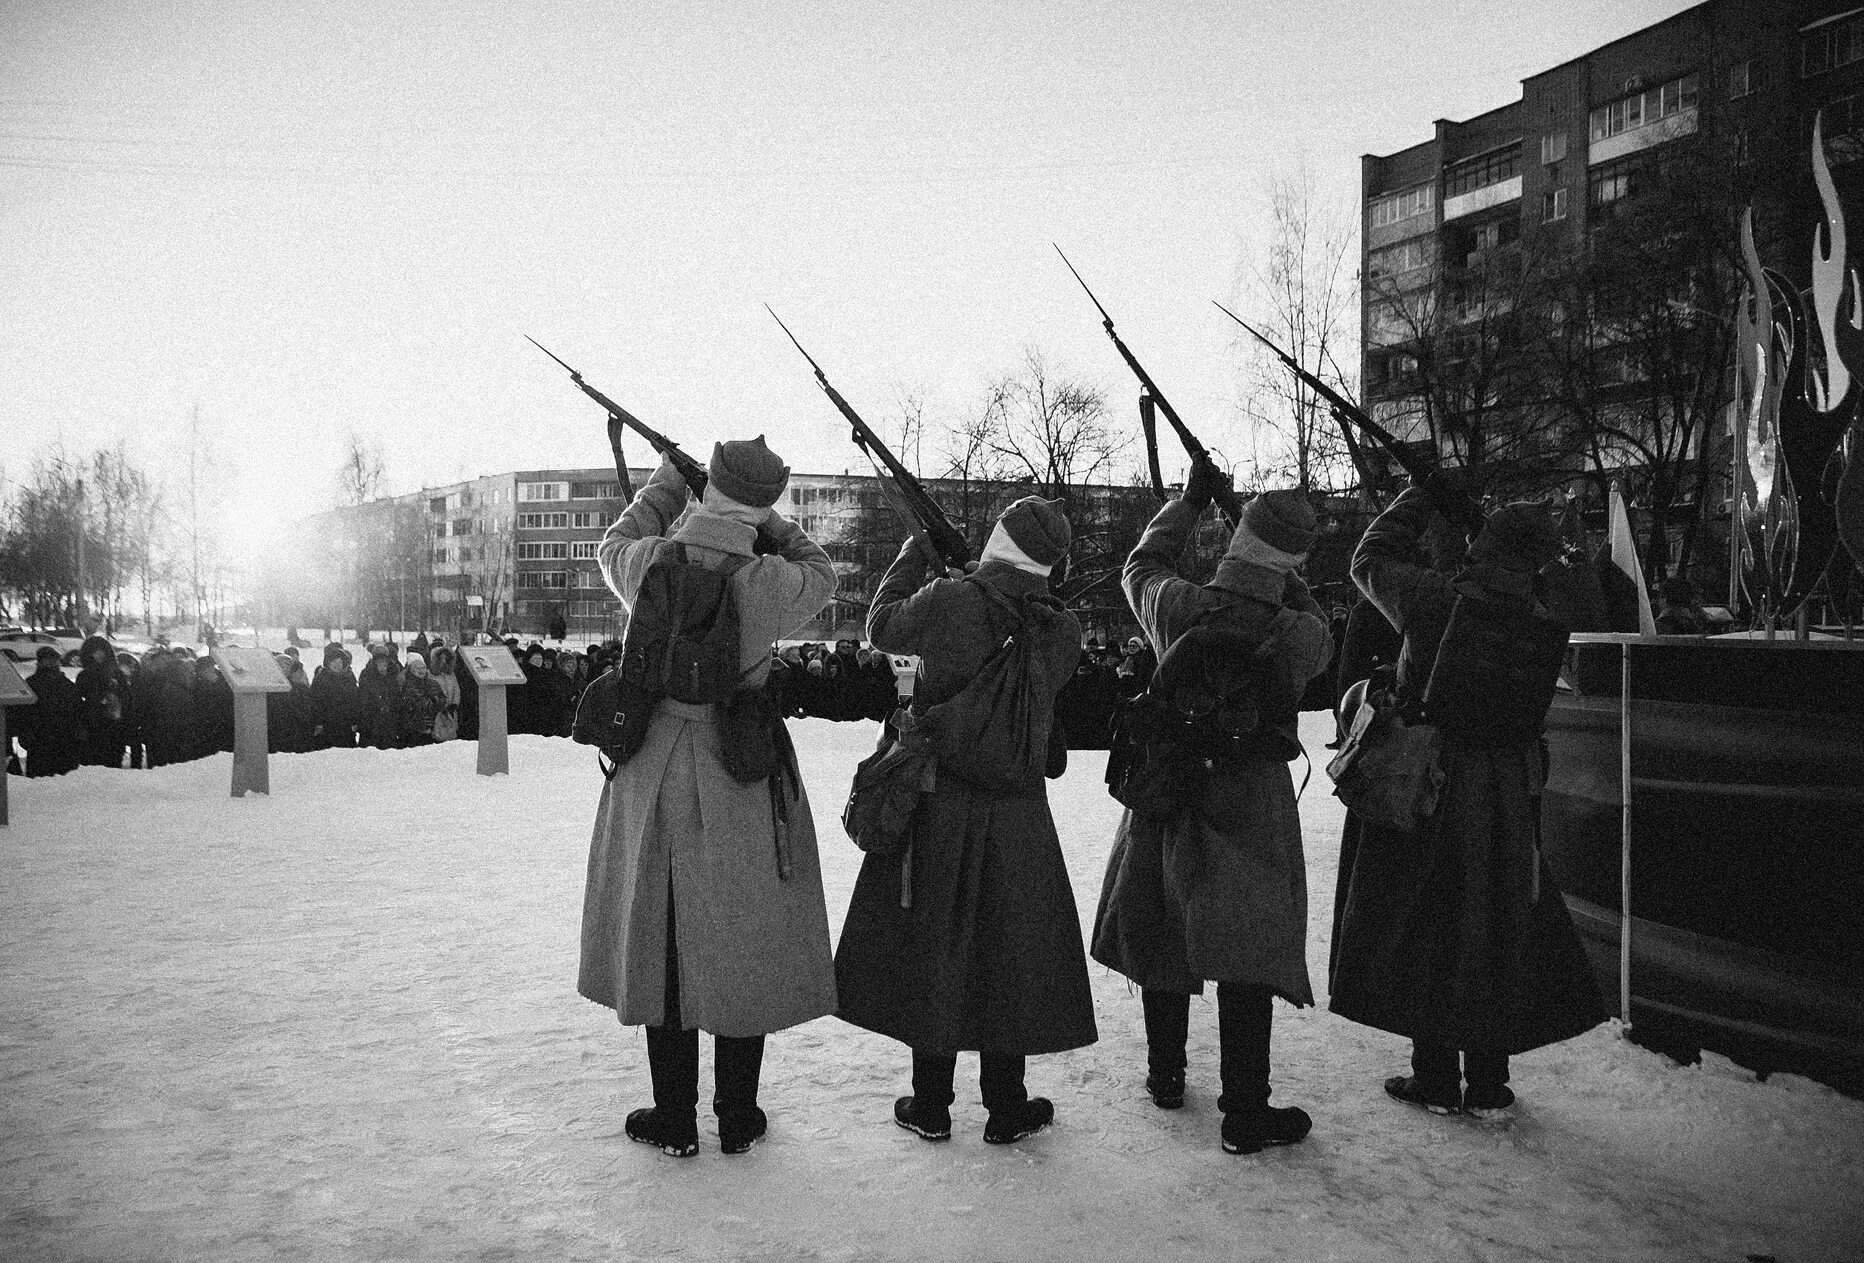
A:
[6, 618, 1341, 777]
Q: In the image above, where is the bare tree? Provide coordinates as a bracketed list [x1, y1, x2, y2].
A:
[1234, 167, 1362, 493]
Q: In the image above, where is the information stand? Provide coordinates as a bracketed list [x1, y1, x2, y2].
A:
[213, 648, 291, 797]
[0, 656, 35, 826]
[461, 645, 527, 776]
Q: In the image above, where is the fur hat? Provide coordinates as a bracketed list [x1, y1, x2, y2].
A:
[996, 496, 1071, 567]
[1468, 502, 1561, 572]
[1235, 490, 1318, 557]
[708, 435, 790, 509]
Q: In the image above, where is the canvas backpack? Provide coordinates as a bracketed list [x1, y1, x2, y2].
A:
[916, 578, 1068, 795]
[1106, 602, 1305, 820]
[572, 542, 751, 773]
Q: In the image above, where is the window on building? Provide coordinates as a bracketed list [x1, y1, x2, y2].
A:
[1540, 132, 1568, 164]
[431, 547, 449, 564]
[516, 541, 568, 560]
[1731, 126, 1753, 166]
[458, 547, 474, 564]
[569, 481, 620, 500]
[1589, 158, 1642, 218]
[570, 541, 600, 560]
[517, 512, 569, 530]
[1728, 59, 1752, 99]
[429, 497, 447, 514]
[1369, 184, 1435, 228]
[1367, 238, 1431, 278]
[518, 482, 566, 501]
[1804, 15, 1864, 77]
[571, 511, 600, 528]
[1444, 143, 1521, 198]
[517, 570, 568, 589]
[1542, 187, 1569, 222]
[573, 569, 606, 588]
[1589, 73, 1700, 141]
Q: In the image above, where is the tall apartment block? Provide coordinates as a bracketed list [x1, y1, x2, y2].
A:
[1360, 0, 1863, 467]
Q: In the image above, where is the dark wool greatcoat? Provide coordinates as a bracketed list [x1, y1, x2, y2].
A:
[310, 663, 360, 748]
[577, 459, 840, 1038]
[1328, 486, 1607, 1054]
[356, 662, 399, 750]
[1090, 499, 1333, 1004]
[20, 662, 83, 777]
[833, 545, 1098, 1056]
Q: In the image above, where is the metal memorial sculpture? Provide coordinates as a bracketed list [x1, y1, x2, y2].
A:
[1731, 113, 1864, 622]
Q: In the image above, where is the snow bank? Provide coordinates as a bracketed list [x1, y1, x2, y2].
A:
[3, 714, 1859, 1262]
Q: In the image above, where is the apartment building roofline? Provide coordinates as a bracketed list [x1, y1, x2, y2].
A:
[1521, 1, 1711, 83]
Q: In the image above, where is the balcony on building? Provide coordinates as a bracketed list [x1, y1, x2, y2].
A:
[1442, 141, 1523, 221]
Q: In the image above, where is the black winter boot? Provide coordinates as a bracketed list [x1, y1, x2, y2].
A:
[1384, 1075, 1462, 1115]
[1142, 989, 1191, 1110]
[1221, 1104, 1312, 1154]
[626, 1107, 699, 1157]
[714, 1035, 768, 1155]
[893, 1095, 952, 1141]
[983, 1097, 1054, 1145]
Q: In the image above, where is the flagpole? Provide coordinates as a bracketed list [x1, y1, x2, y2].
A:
[1620, 639, 1633, 1028]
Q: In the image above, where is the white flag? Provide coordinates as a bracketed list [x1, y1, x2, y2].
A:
[1608, 482, 1657, 636]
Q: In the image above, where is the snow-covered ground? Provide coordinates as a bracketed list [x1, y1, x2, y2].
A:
[4, 713, 1860, 1262]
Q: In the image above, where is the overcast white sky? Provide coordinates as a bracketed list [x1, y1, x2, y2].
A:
[0, 0, 1697, 549]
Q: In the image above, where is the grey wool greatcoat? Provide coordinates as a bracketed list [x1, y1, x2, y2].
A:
[1090, 499, 1332, 1004]
[1328, 486, 1607, 1054]
[577, 458, 840, 1038]
[832, 545, 1099, 1056]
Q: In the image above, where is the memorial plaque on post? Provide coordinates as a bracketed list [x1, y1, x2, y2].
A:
[213, 647, 291, 798]
[461, 644, 527, 775]
[0, 655, 35, 826]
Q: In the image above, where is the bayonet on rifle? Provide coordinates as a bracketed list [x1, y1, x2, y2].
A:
[1212, 303, 1485, 530]
[1054, 246, 1244, 528]
[764, 306, 972, 573]
[527, 336, 706, 500]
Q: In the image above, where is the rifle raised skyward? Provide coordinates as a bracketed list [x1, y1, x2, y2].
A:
[1054, 246, 1245, 528]
[764, 306, 972, 572]
[527, 336, 707, 500]
[1214, 302, 1485, 530]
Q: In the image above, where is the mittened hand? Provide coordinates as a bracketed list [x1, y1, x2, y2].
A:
[1182, 458, 1228, 512]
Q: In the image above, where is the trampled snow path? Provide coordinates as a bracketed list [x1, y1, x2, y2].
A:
[3, 713, 1860, 1262]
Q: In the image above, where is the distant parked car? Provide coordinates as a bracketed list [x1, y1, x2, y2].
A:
[0, 631, 65, 666]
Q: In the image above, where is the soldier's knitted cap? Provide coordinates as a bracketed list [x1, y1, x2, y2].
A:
[1236, 489, 1318, 557]
[1469, 502, 1561, 571]
[709, 435, 790, 509]
[997, 495, 1071, 566]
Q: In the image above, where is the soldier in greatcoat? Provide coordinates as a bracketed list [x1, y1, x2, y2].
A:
[1091, 464, 1333, 1155]
[579, 438, 839, 1158]
[1330, 477, 1607, 1117]
[835, 496, 1097, 1146]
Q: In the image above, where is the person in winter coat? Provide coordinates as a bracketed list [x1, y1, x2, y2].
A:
[395, 652, 447, 747]
[356, 648, 400, 750]
[190, 656, 235, 759]
[1330, 476, 1607, 1118]
[429, 646, 462, 742]
[311, 645, 360, 749]
[117, 652, 147, 768]
[140, 649, 194, 767]
[451, 643, 479, 741]
[74, 636, 128, 768]
[19, 647, 83, 776]
[578, 439, 840, 1159]
[268, 653, 315, 753]
[1090, 464, 1333, 1155]
[835, 496, 1097, 1147]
